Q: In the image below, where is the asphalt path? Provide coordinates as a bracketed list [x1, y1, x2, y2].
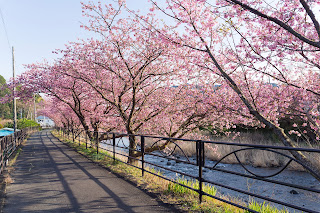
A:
[4, 130, 176, 213]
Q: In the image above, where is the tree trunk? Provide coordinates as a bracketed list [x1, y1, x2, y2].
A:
[93, 126, 99, 149]
[271, 122, 320, 180]
[127, 134, 139, 166]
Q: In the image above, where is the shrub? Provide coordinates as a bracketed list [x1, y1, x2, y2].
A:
[4, 119, 40, 129]
[17, 118, 40, 129]
[4, 122, 13, 128]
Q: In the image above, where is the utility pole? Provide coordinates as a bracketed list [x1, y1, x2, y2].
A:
[12, 46, 17, 145]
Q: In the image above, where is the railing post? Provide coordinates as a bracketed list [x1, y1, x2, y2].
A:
[1, 140, 3, 174]
[11, 134, 13, 154]
[197, 140, 204, 203]
[17, 131, 20, 146]
[4, 138, 8, 167]
[96, 132, 99, 155]
[113, 133, 116, 162]
[141, 136, 145, 177]
[85, 131, 88, 149]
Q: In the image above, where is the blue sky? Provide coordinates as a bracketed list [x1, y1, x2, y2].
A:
[0, 0, 88, 81]
[0, 0, 150, 81]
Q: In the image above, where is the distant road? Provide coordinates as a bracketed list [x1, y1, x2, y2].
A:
[4, 130, 176, 213]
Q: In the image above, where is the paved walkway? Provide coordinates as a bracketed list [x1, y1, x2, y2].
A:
[4, 130, 176, 213]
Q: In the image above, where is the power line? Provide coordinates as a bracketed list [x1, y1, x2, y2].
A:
[0, 6, 11, 49]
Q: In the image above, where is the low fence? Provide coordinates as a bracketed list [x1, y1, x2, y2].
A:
[56, 127, 320, 213]
[0, 127, 39, 174]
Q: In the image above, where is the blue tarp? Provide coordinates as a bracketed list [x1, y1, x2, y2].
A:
[0, 128, 16, 137]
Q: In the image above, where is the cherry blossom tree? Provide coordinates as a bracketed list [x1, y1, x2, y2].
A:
[12, 59, 113, 142]
[137, 0, 320, 178]
[47, 1, 230, 163]
[55, 2, 186, 163]
[38, 98, 81, 132]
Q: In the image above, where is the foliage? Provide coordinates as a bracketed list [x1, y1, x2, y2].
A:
[5, 118, 40, 129]
[0, 75, 13, 119]
[4, 122, 12, 128]
[0, 74, 43, 120]
[17, 119, 40, 129]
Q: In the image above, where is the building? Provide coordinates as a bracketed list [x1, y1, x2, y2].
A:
[36, 116, 55, 128]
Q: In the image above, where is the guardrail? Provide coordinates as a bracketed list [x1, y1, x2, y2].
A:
[0, 127, 39, 174]
[56, 127, 320, 213]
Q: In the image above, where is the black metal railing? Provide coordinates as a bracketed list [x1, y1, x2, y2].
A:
[56, 127, 320, 213]
[0, 127, 39, 174]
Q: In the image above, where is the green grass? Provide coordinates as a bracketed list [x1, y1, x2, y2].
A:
[52, 130, 290, 213]
[9, 148, 22, 166]
[247, 201, 288, 213]
[167, 178, 217, 197]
